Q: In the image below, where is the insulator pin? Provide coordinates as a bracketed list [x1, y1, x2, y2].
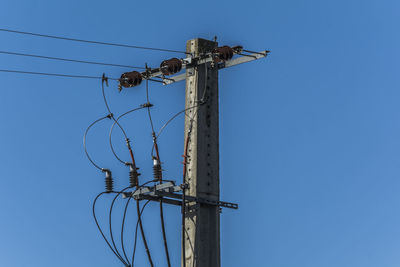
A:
[119, 71, 143, 89]
[103, 169, 114, 193]
[160, 58, 182, 75]
[214, 46, 234, 61]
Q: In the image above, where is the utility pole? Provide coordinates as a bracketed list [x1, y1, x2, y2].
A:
[183, 38, 220, 267]
[118, 38, 268, 267]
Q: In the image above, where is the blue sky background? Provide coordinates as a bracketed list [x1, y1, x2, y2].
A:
[0, 0, 399, 266]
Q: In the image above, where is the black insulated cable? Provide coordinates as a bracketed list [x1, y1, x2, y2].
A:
[121, 180, 155, 267]
[109, 187, 133, 266]
[131, 200, 151, 267]
[150, 104, 201, 156]
[83, 114, 113, 171]
[121, 194, 134, 266]
[109, 106, 146, 165]
[136, 199, 154, 267]
[0, 69, 119, 80]
[111, 180, 159, 266]
[93, 192, 129, 266]
[0, 50, 145, 69]
[102, 78, 129, 140]
[0, 28, 190, 55]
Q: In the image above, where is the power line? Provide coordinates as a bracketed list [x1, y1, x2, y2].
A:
[0, 28, 190, 55]
[0, 50, 145, 69]
[0, 69, 119, 80]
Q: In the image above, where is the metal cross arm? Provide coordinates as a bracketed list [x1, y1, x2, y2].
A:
[118, 46, 269, 89]
[162, 50, 269, 85]
[122, 181, 238, 210]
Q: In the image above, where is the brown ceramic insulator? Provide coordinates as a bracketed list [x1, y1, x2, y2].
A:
[119, 71, 143, 88]
[160, 58, 182, 75]
[214, 46, 234, 61]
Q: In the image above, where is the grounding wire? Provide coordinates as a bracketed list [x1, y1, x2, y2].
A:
[109, 106, 145, 165]
[93, 192, 129, 266]
[84, 114, 112, 171]
[0, 28, 190, 55]
[0, 69, 119, 80]
[0, 50, 145, 69]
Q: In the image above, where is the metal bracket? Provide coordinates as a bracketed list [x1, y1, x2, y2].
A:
[122, 181, 238, 210]
[163, 50, 269, 85]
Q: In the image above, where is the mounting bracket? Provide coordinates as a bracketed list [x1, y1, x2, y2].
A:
[122, 181, 238, 210]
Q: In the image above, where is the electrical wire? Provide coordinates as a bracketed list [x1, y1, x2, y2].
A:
[0, 69, 119, 80]
[0, 50, 145, 69]
[102, 75, 153, 266]
[150, 104, 201, 157]
[121, 180, 155, 267]
[136, 199, 154, 267]
[181, 182, 187, 267]
[102, 79, 129, 139]
[109, 106, 145, 165]
[102, 78, 139, 171]
[84, 114, 112, 171]
[121, 193, 135, 266]
[145, 79, 155, 134]
[0, 28, 190, 55]
[131, 200, 151, 266]
[145, 77, 172, 267]
[92, 192, 129, 266]
[109, 187, 132, 266]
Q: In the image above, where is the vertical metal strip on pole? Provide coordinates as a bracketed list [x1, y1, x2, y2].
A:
[183, 38, 220, 267]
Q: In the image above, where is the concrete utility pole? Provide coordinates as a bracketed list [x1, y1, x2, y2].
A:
[118, 37, 268, 267]
[183, 38, 220, 267]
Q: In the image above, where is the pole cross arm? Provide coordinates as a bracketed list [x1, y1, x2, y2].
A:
[122, 181, 238, 210]
[163, 50, 269, 85]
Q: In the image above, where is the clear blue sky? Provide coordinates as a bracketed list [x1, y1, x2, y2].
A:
[0, 0, 399, 266]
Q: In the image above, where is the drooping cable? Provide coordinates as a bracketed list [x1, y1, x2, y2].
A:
[0, 50, 145, 69]
[109, 106, 146, 165]
[131, 200, 151, 266]
[136, 199, 154, 267]
[93, 192, 129, 266]
[0, 28, 190, 54]
[83, 114, 113, 171]
[102, 78, 129, 139]
[102, 78, 139, 173]
[109, 187, 132, 266]
[101, 76, 153, 266]
[0, 69, 119, 80]
[121, 193, 135, 266]
[121, 180, 155, 266]
[150, 104, 201, 157]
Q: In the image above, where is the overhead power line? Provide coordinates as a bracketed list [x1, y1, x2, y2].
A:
[0, 69, 119, 80]
[0, 50, 145, 69]
[0, 28, 189, 55]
